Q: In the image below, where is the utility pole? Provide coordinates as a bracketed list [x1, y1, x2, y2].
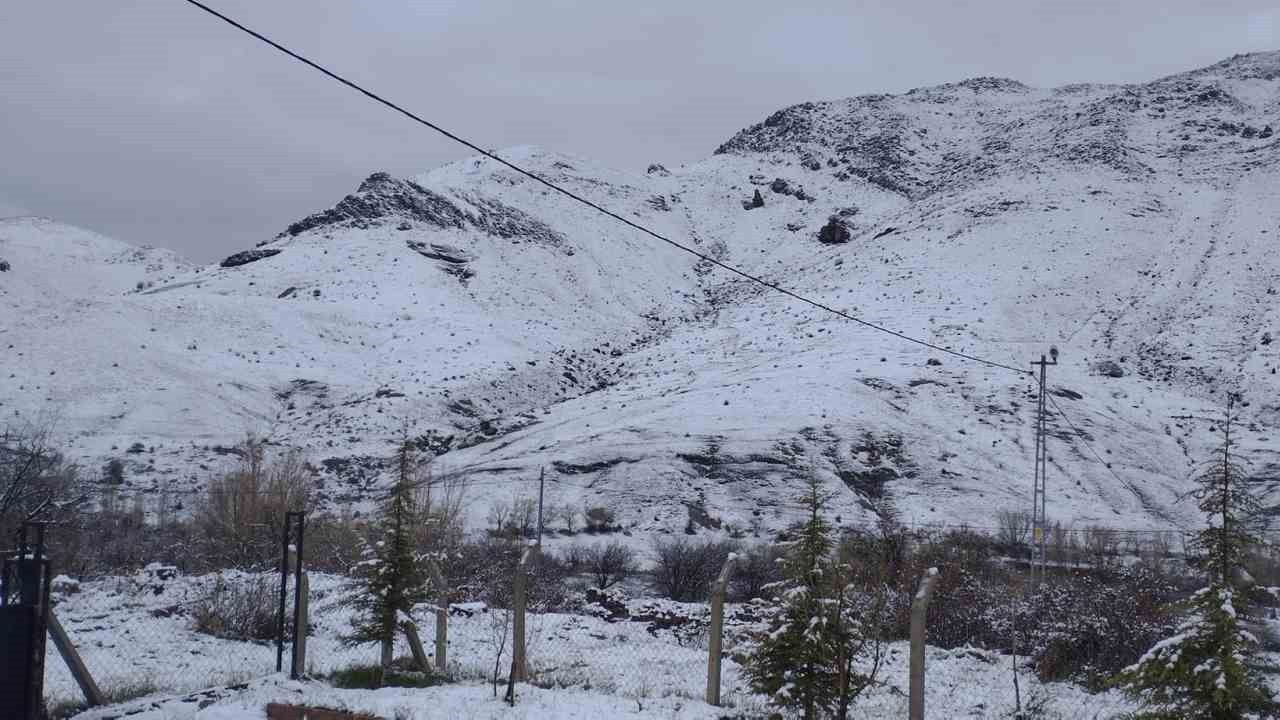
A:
[536, 466, 545, 548]
[1030, 348, 1058, 583]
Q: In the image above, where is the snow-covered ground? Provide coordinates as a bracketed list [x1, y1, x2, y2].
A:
[51, 568, 1143, 719]
[5, 51, 1280, 545]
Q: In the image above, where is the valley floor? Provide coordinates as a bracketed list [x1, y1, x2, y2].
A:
[51, 570, 1146, 719]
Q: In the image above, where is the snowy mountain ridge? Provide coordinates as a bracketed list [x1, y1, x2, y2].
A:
[4, 52, 1280, 538]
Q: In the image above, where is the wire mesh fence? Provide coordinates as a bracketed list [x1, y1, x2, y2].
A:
[43, 565, 281, 708]
[29, 509, 1280, 715]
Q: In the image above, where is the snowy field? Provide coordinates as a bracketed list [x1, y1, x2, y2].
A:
[50, 567, 1148, 719]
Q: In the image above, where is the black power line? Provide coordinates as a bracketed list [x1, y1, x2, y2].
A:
[176, 0, 1173, 524]
[177, 0, 1030, 378]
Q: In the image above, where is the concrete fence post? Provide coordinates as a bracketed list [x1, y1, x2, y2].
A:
[511, 545, 538, 683]
[425, 559, 449, 672]
[705, 554, 737, 706]
[909, 567, 940, 720]
[401, 619, 430, 671]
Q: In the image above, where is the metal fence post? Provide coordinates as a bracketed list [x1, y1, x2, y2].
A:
[909, 567, 940, 720]
[706, 555, 736, 706]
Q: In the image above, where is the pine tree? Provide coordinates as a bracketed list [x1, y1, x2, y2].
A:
[1114, 394, 1275, 719]
[343, 440, 430, 685]
[747, 476, 844, 719]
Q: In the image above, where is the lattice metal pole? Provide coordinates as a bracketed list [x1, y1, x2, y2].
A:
[1030, 351, 1056, 583]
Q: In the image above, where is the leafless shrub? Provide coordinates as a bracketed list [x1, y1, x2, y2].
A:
[650, 537, 735, 602]
[584, 541, 637, 590]
[191, 573, 282, 641]
[0, 419, 84, 542]
[995, 510, 1033, 552]
[729, 543, 785, 602]
[583, 505, 618, 533]
[193, 434, 314, 569]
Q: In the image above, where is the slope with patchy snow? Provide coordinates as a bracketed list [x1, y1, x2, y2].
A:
[4, 53, 1280, 536]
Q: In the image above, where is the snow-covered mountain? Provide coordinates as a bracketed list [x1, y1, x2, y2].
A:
[5, 52, 1280, 536]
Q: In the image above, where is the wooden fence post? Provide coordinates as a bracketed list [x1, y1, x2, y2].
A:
[909, 567, 940, 720]
[46, 610, 105, 707]
[705, 555, 736, 706]
[511, 545, 538, 683]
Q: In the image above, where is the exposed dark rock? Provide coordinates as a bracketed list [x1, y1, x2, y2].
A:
[817, 217, 851, 244]
[407, 241, 472, 264]
[1050, 387, 1084, 400]
[926, 358, 943, 366]
[837, 466, 898, 499]
[319, 455, 387, 485]
[220, 248, 282, 268]
[280, 172, 566, 248]
[647, 195, 671, 212]
[872, 226, 898, 239]
[769, 178, 790, 194]
[645, 164, 671, 176]
[0, 259, 9, 272]
[1091, 360, 1126, 377]
[407, 241, 476, 284]
[1262, 332, 1273, 346]
[552, 457, 637, 475]
[742, 189, 765, 210]
[442, 265, 475, 283]
[277, 286, 298, 299]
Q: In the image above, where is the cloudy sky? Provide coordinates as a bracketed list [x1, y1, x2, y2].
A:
[2, 1, 1278, 262]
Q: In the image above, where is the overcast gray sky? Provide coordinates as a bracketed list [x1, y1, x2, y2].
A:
[2, 1, 1278, 262]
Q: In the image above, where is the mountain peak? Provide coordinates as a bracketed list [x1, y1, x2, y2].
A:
[1186, 49, 1280, 81]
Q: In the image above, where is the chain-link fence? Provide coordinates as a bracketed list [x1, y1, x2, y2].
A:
[43, 565, 283, 709]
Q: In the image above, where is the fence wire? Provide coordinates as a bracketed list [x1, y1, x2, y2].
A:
[43, 565, 282, 709]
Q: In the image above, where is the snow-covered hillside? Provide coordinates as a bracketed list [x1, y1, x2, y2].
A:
[4, 52, 1280, 537]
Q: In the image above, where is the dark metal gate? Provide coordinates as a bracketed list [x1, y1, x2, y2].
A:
[276, 511, 308, 679]
[0, 523, 52, 720]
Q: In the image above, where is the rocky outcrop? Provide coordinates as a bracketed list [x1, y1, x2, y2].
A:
[1091, 360, 1126, 378]
[817, 217, 851, 244]
[280, 172, 568, 249]
[219, 248, 282, 268]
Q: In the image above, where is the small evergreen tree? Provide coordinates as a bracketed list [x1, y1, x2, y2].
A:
[747, 476, 855, 717]
[343, 440, 429, 685]
[1115, 394, 1275, 718]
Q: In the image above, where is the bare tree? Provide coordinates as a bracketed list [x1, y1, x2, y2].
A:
[585, 541, 637, 590]
[0, 420, 84, 541]
[651, 537, 735, 602]
[995, 510, 1032, 550]
[194, 434, 314, 568]
[558, 504, 579, 533]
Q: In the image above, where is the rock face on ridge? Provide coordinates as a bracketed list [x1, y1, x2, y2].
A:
[5, 54, 1280, 539]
